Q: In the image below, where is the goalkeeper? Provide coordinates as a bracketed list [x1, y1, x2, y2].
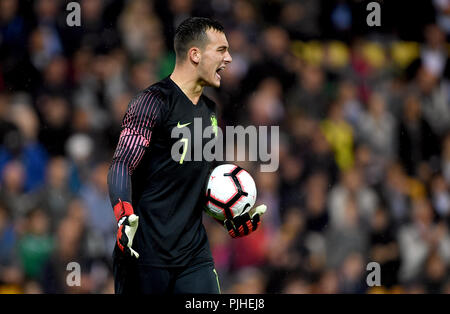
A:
[107, 17, 266, 294]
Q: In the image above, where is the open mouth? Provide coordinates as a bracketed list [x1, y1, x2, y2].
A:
[215, 66, 225, 80]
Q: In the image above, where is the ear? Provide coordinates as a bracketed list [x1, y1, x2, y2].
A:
[188, 47, 201, 64]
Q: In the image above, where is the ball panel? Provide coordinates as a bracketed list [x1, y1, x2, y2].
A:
[204, 201, 226, 220]
[206, 167, 239, 203]
[235, 170, 257, 208]
[205, 164, 258, 221]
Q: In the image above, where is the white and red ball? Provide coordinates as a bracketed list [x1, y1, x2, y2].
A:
[205, 164, 257, 221]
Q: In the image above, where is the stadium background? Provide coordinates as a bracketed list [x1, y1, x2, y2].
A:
[0, 0, 450, 294]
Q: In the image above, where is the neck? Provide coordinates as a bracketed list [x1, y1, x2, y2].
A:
[170, 65, 203, 104]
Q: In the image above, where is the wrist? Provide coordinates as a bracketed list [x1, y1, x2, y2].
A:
[113, 199, 134, 223]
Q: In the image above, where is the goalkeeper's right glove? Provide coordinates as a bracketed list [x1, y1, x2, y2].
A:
[224, 204, 267, 238]
[113, 199, 139, 259]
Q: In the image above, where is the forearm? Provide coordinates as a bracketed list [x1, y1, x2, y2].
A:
[108, 161, 133, 206]
[107, 128, 149, 207]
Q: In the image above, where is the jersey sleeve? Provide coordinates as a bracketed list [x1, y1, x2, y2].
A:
[107, 90, 164, 207]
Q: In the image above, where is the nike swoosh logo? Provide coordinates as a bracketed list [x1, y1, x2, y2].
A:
[177, 121, 192, 128]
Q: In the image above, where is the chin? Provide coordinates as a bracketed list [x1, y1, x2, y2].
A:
[205, 79, 221, 88]
[213, 75, 222, 87]
[199, 74, 221, 88]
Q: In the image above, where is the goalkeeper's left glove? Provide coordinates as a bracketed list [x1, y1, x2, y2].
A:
[113, 199, 139, 259]
[224, 204, 267, 238]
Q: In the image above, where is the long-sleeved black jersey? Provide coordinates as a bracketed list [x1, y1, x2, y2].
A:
[107, 77, 217, 267]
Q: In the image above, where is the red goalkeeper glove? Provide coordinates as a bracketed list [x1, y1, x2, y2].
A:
[113, 199, 139, 258]
[224, 204, 267, 238]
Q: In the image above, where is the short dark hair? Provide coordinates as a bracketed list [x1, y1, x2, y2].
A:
[174, 17, 224, 61]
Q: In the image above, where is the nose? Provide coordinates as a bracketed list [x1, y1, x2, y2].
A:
[224, 51, 232, 64]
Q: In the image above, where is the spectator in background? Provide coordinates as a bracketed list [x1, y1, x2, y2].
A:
[430, 174, 450, 221]
[423, 250, 448, 293]
[37, 94, 72, 157]
[397, 94, 440, 176]
[70, 56, 103, 129]
[0, 93, 17, 146]
[0, 202, 16, 265]
[247, 77, 284, 126]
[79, 161, 116, 260]
[415, 66, 450, 136]
[128, 59, 158, 93]
[79, 0, 110, 50]
[328, 166, 378, 229]
[337, 79, 364, 129]
[279, 0, 321, 40]
[368, 207, 400, 288]
[382, 164, 410, 227]
[325, 196, 369, 269]
[357, 92, 396, 165]
[397, 198, 450, 283]
[314, 269, 339, 294]
[40, 216, 92, 293]
[265, 207, 307, 293]
[0, 201, 22, 292]
[28, 26, 61, 73]
[64, 132, 95, 193]
[281, 274, 312, 294]
[240, 25, 294, 101]
[60, 196, 116, 292]
[37, 157, 73, 231]
[118, 0, 163, 60]
[229, 215, 269, 272]
[353, 144, 381, 187]
[286, 111, 316, 151]
[37, 56, 71, 97]
[302, 123, 339, 185]
[303, 172, 329, 233]
[322, 0, 353, 40]
[338, 252, 366, 294]
[1, 98, 48, 192]
[17, 208, 54, 280]
[226, 266, 267, 294]
[286, 64, 328, 121]
[30, 0, 64, 70]
[0, 160, 39, 220]
[252, 170, 281, 233]
[0, 0, 39, 92]
[278, 151, 304, 212]
[73, 50, 129, 129]
[231, 0, 260, 44]
[433, 0, 450, 36]
[421, 24, 449, 79]
[0, 0, 25, 50]
[320, 101, 354, 171]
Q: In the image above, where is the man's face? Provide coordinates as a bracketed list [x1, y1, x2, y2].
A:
[197, 29, 232, 88]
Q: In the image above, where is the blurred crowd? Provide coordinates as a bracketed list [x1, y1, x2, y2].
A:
[1, 0, 450, 294]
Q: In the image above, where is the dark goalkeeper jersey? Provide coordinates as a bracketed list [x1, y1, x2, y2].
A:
[107, 77, 217, 267]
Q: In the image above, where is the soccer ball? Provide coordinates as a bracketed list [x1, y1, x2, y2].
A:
[205, 164, 257, 221]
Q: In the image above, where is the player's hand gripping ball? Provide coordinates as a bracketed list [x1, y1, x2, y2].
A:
[205, 164, 266, 237]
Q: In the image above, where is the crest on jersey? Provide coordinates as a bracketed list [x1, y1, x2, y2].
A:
[210, 114, 218, 137]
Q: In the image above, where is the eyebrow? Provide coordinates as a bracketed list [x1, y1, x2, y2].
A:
[217, 45, 229, 50]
